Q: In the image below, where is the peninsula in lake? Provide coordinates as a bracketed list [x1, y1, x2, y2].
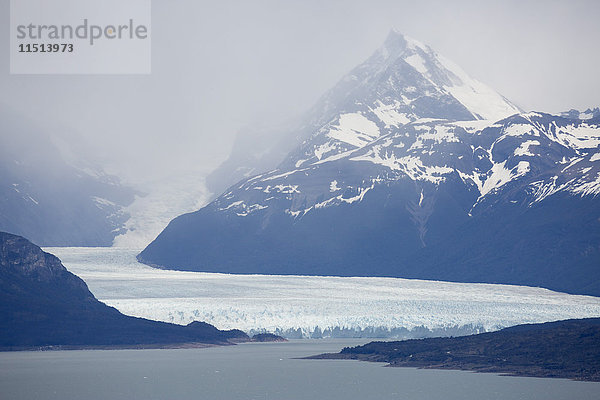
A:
[309, 318, 600, 382]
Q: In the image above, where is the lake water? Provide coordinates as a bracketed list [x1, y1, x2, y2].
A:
[1, 340, 599, 400]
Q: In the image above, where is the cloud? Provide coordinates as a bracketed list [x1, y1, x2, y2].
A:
[0, 0, 598, 184]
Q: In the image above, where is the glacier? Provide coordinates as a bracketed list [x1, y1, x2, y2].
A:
[111, 171, 212, 248]
[47, 247, 600, 339]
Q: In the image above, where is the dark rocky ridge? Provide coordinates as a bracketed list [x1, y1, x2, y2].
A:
[309, 318, 600, 382]
[0, 232, 249, 350]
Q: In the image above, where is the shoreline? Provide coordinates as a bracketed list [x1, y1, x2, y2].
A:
[0, 341, 230, 353]
[308, 352, 600, 382]
[0, 335, 286, 353]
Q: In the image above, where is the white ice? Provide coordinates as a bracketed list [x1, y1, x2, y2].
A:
[47, 247, 600, 339]
[112, 171, 212, 248]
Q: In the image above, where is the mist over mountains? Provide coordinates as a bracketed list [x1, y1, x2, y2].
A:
[0, 108, 135, 246]
[2, 29, 598, 298]
[139, 32, 600, 296]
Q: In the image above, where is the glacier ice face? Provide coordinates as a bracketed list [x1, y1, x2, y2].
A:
[47, 247, 600, 339]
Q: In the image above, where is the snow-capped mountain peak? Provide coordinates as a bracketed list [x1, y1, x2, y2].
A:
[284, 31, 520, 170]
[370, 29, 520, 121]
[139, 33, 600, 297]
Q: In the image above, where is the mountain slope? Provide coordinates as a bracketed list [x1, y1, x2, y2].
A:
[139, 33, 600, 296]
[0, 232, 247, 349]
[207, 30, 520, 195]
[0, 109, 135, 246]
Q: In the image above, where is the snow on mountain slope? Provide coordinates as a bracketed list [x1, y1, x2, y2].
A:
[208, 30, 520, 194]
[284, 31, 520, 169]
[139, 33, 600, 296]
[207, 113, 600, 221]
[49, 247, 600, 338]
[139, 115, 600, 295]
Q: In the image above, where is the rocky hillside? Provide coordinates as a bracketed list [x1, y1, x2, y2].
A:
[0, 232, 248, 349]
[310, 318, 600, 381]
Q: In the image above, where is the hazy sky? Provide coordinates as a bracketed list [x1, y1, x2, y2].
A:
[1, 0, 599, 184]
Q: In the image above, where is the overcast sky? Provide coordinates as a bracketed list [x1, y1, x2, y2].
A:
[1, 0, 599, 184]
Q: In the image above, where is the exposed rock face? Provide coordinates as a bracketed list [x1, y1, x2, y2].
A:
[0, 232, 248, 349]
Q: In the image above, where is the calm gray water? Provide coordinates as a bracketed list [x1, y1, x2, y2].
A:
[1, 339, 599, 400]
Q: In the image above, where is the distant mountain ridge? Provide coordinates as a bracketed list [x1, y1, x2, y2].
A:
[139, 32, 600, 296]
[0, 109, 135, 246]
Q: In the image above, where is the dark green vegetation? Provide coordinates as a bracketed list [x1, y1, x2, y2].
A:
[0, 232, 248, 350]
[310, 318, 600, 381]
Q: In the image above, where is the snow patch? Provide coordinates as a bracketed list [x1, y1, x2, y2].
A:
[514, 140, 540, 157]
[327, 113, 381, 148]
[436, 54, 520, 121]
[556, 124, 600, 149]
[570, 172, 600, 197]
[413, 125, 460, 147]
[405, 53, 428, 74]
[329, 180, 340, 192]
[371, 100, 412, 128]
[295, 159, 307, 168]
[92, 196, 116, 207]
[262, 184, 300, 194]
[503, 123, 537, 137]
[313, 141, 337, 161]
[351, 149, 454, 184]
[453, 120, 497, 132]
[479, 160, 530, 198]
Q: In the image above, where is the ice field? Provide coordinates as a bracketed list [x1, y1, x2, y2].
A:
[47, 247, 600, 338]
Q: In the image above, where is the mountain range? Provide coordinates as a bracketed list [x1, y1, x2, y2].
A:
[0, 109, 135, 246]
[139, 31, 600, 295]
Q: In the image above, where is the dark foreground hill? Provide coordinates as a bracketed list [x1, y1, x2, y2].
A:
[0, 231, 248, 350]
[309, 318, 600, 381]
